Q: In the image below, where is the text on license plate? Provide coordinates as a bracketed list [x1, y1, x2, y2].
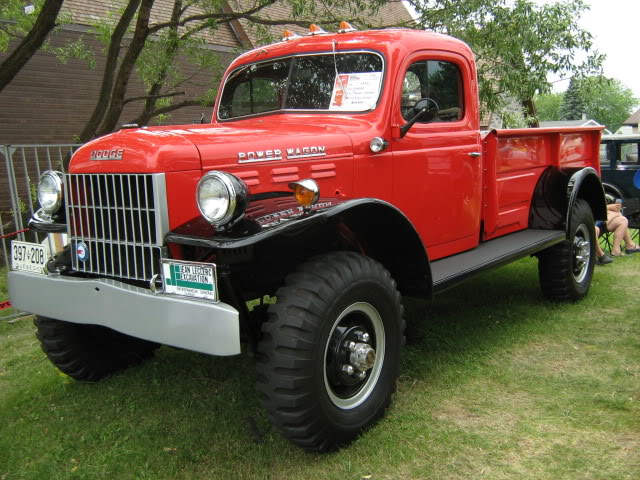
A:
[11, 240, 49, 274]
[161, 260, 218, 302]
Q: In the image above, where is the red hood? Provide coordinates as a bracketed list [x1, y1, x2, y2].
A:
[70, 128, 202, 173]
[167, 121, 353, 170]
[69, 120, 353, 173]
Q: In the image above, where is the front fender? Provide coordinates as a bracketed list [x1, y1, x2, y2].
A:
[166, 196, 432, 297]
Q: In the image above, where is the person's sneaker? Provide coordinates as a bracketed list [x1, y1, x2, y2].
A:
[596, 254, 614, 265]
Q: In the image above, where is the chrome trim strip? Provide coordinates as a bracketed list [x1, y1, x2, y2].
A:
[153, 173, 169, 245]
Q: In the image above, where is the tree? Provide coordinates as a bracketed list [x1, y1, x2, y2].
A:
[577, 76, 638, 133]
[535, 77, 638, 132]
[75, 0, 389, 142]
[534, 92, 563, 122]
[559, 77, 586, 120]
[407, 0, 604, 127]
[0, 0, 65, 94]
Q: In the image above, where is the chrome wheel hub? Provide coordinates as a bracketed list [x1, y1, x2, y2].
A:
[572, 224, 591, 283]
[323, 302, 385, 409]
[350, 343, 376, 371]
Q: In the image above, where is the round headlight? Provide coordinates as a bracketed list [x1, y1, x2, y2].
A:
[196, 171, 249, 227]
[37, 171, 64, 214]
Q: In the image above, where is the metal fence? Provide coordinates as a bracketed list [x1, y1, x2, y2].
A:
[1, 143, 80, 269]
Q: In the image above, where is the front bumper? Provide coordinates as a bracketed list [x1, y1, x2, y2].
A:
[8, 271, 240, 356]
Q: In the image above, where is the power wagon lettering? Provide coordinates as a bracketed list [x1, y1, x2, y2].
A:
[237, 145, 326, 162]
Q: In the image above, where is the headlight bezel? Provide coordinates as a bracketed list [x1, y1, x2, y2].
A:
[37, 170, 64, 215]
[196, 171, 249, 228]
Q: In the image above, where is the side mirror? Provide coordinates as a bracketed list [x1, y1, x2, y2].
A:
[400, 98, 439, 138]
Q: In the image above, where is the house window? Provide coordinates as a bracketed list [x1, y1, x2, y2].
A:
[401, 61, 463, 122]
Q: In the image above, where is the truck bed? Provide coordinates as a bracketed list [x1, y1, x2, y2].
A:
[481, 127, 602, 241]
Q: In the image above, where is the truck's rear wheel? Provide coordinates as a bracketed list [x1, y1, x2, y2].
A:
[34, 316, 159, 382]
[256, 252, 405, 451]
[537, 198, 595, 300]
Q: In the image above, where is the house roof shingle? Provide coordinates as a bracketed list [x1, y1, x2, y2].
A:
[62, 0, 415, 51]
[623, 108, 640, 125]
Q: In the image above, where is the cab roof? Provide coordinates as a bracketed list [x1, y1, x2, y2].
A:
[228, 29, 474, 71]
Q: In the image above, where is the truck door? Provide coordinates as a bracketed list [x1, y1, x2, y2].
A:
[391, 51, 482, 260]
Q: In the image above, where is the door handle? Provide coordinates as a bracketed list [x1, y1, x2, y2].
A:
[468, 152, 481, 157]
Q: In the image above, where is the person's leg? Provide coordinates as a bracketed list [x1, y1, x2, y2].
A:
[595, 226, 604, 256]
[607, 216, 628, 255]
[594, 226, 613, 264]
[622, 222, 637, 251]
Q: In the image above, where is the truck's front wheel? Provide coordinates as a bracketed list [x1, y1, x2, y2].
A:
[256, 252, 405, 451]
[537, 198, 596, 300]
[34, 316, 159, 382]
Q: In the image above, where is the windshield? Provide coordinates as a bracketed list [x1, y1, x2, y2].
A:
[218, 52, 384, 120]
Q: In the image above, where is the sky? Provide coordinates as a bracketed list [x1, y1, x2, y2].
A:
[544, 0, 640, 99]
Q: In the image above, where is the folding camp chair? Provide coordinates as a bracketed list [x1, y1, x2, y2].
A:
[599, 197, 640, 253]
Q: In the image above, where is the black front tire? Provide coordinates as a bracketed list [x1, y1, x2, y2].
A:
[537, 198, 596, 300]
[256, 252, 405, 452]
[34, 316, 159, 382]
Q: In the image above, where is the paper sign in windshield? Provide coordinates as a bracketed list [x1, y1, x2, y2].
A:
[329, 72, 382, 111]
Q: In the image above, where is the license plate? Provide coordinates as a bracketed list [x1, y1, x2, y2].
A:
[11, 240, 49, 275]
[161, 259, 218, 302]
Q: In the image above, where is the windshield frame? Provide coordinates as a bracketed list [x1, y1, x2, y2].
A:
[216, 49, 386, 122]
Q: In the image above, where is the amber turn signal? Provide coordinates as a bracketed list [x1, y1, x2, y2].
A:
[289, 179, 320, 207]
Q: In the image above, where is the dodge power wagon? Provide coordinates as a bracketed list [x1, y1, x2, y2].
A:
[8, 26, 606, 451]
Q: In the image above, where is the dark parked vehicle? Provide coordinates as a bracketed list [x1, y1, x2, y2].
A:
[600, 134, 640, 202]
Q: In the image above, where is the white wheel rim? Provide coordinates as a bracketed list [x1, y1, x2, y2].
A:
[323, 302, 385, 410]
[573, 223, 591, 283]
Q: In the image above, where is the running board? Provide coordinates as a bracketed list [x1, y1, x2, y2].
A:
[431, 229, 566, 294]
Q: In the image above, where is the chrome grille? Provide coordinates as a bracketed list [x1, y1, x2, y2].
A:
[65, 173, 168, 281]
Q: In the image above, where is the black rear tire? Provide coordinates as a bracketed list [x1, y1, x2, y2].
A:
[256, 252, 405, 452]
[34, 316, 159, 382]
[537, 198, 595, 300]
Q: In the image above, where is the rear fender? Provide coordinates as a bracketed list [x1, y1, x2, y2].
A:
[529, 167, 606, 236]
[166, 197, 432, 297]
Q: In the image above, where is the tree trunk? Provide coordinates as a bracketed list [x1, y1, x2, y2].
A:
[523, 98, 539, 128]
[134, 0, 182, 126]
[0, 0, 65, 95]
[95, 0, 156, 138]
[77, 0, 142, 143]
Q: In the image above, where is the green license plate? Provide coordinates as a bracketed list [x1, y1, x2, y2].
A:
[161, 259, 218, 302]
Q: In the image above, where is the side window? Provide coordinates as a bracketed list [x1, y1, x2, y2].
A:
[401, 60, 464, 122]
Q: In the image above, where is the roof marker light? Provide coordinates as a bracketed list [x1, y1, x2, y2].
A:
[282, 30, 301, 41]
[338, 21, 357, 33]
[308, 24, 327, 36]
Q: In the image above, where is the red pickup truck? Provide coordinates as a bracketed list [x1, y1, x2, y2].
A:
[9, 26, 606, 451]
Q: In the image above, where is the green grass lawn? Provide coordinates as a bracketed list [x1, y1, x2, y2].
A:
[1, 256, 639, 479]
